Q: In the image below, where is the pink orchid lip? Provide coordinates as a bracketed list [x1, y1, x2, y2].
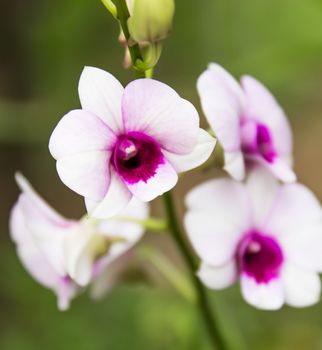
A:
[112, 131, 165, 184]
[237, 230, 284, 284]
[240, 119, 277, 163]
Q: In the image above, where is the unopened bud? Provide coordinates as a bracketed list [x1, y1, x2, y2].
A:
[127, 0, 175, 44]
[119, 29, 132, 68]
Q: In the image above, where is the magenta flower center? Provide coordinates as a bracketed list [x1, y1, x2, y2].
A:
[112, 131, 164, 184]
[240, 119, 276, 163]
[237, 231, 283, 283]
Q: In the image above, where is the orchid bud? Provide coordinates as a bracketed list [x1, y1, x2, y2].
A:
[127, 0, 175, 44]
[119, 29, 132, 68]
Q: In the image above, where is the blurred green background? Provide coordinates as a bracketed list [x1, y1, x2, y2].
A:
[1, 0, 322, 349]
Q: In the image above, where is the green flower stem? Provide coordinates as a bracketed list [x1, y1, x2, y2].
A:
[101, 0, 117, 18]
[114, 216, 168, 231]
[84, 215, 166, 232]
[139, 246, 196, 303]
[113, 0, 147, 78]
[162, 191, 228, 350]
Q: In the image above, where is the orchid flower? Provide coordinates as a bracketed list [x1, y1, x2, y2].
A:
[197, 63, 296, 183]
[185, 168, 322, 310]
[49, 67, 216, 218]
[10, 173, 79, 310]
[10, 173, 148, 309]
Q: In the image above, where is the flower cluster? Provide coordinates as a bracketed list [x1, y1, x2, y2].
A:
[9, 63, 322, 312]
[10, 67, 215, 309]
[186, 63, 322, 309]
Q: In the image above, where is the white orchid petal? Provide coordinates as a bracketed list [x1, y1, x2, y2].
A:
[126, 158, 178, 202]
[78, 66, 124, 132]
[197, 261, 237, 290]
[163, 128, 216, 173]
[282, 263, 321, 308]
[122, 79, 199, 154]
[85, 168, 132, 219]
[197, 63, 244, 152]
[240, 274, 284, 310]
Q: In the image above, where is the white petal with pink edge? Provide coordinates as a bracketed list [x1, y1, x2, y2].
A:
[240, 274, 284, 310]
[15, 172, 67, 226]
[56, 278, 78, 311]
[12, 175, 73, 276]
[78, 66, 124, 133]
[12, 175, 70, 264]
[11, 205, 78, 311]
[125, 159, 178, 202]
[122, 79, 199, 154]
[49, 109, 116, 159]
[10, 202, 63, 289]
[56, 151, 111, 201]
[197, 261, 237, 290]
[255, 155, 296, 183]
[9, 175, 79, 310]
[163, 128, 216, 173]
[19, 194, 75, 276]
[241, 75, 293, 157]
[197, 63, 245, 152]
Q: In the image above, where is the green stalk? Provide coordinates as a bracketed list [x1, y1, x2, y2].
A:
[101, 0, 117, 18]
[139, 246, 196, 303]
[113, 216, 168, 231]
[113, 0, 147, 78]
[163, 191, 228, 350]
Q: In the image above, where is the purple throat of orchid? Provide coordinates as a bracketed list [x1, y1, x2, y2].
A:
[112, 131, 164, 184]
[240, 119, 277, 163]
[237, 230, 284, 284]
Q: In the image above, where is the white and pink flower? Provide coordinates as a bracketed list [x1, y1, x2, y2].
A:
[10, 173, 148, 310]
[49, 67, 216, 218]
[197, 63, 296, 182]
[10, 173, 79, 310]
[185, 168, 322, 310]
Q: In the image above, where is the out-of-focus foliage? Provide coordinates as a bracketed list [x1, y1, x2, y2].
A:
[1, 0, 322, 349]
